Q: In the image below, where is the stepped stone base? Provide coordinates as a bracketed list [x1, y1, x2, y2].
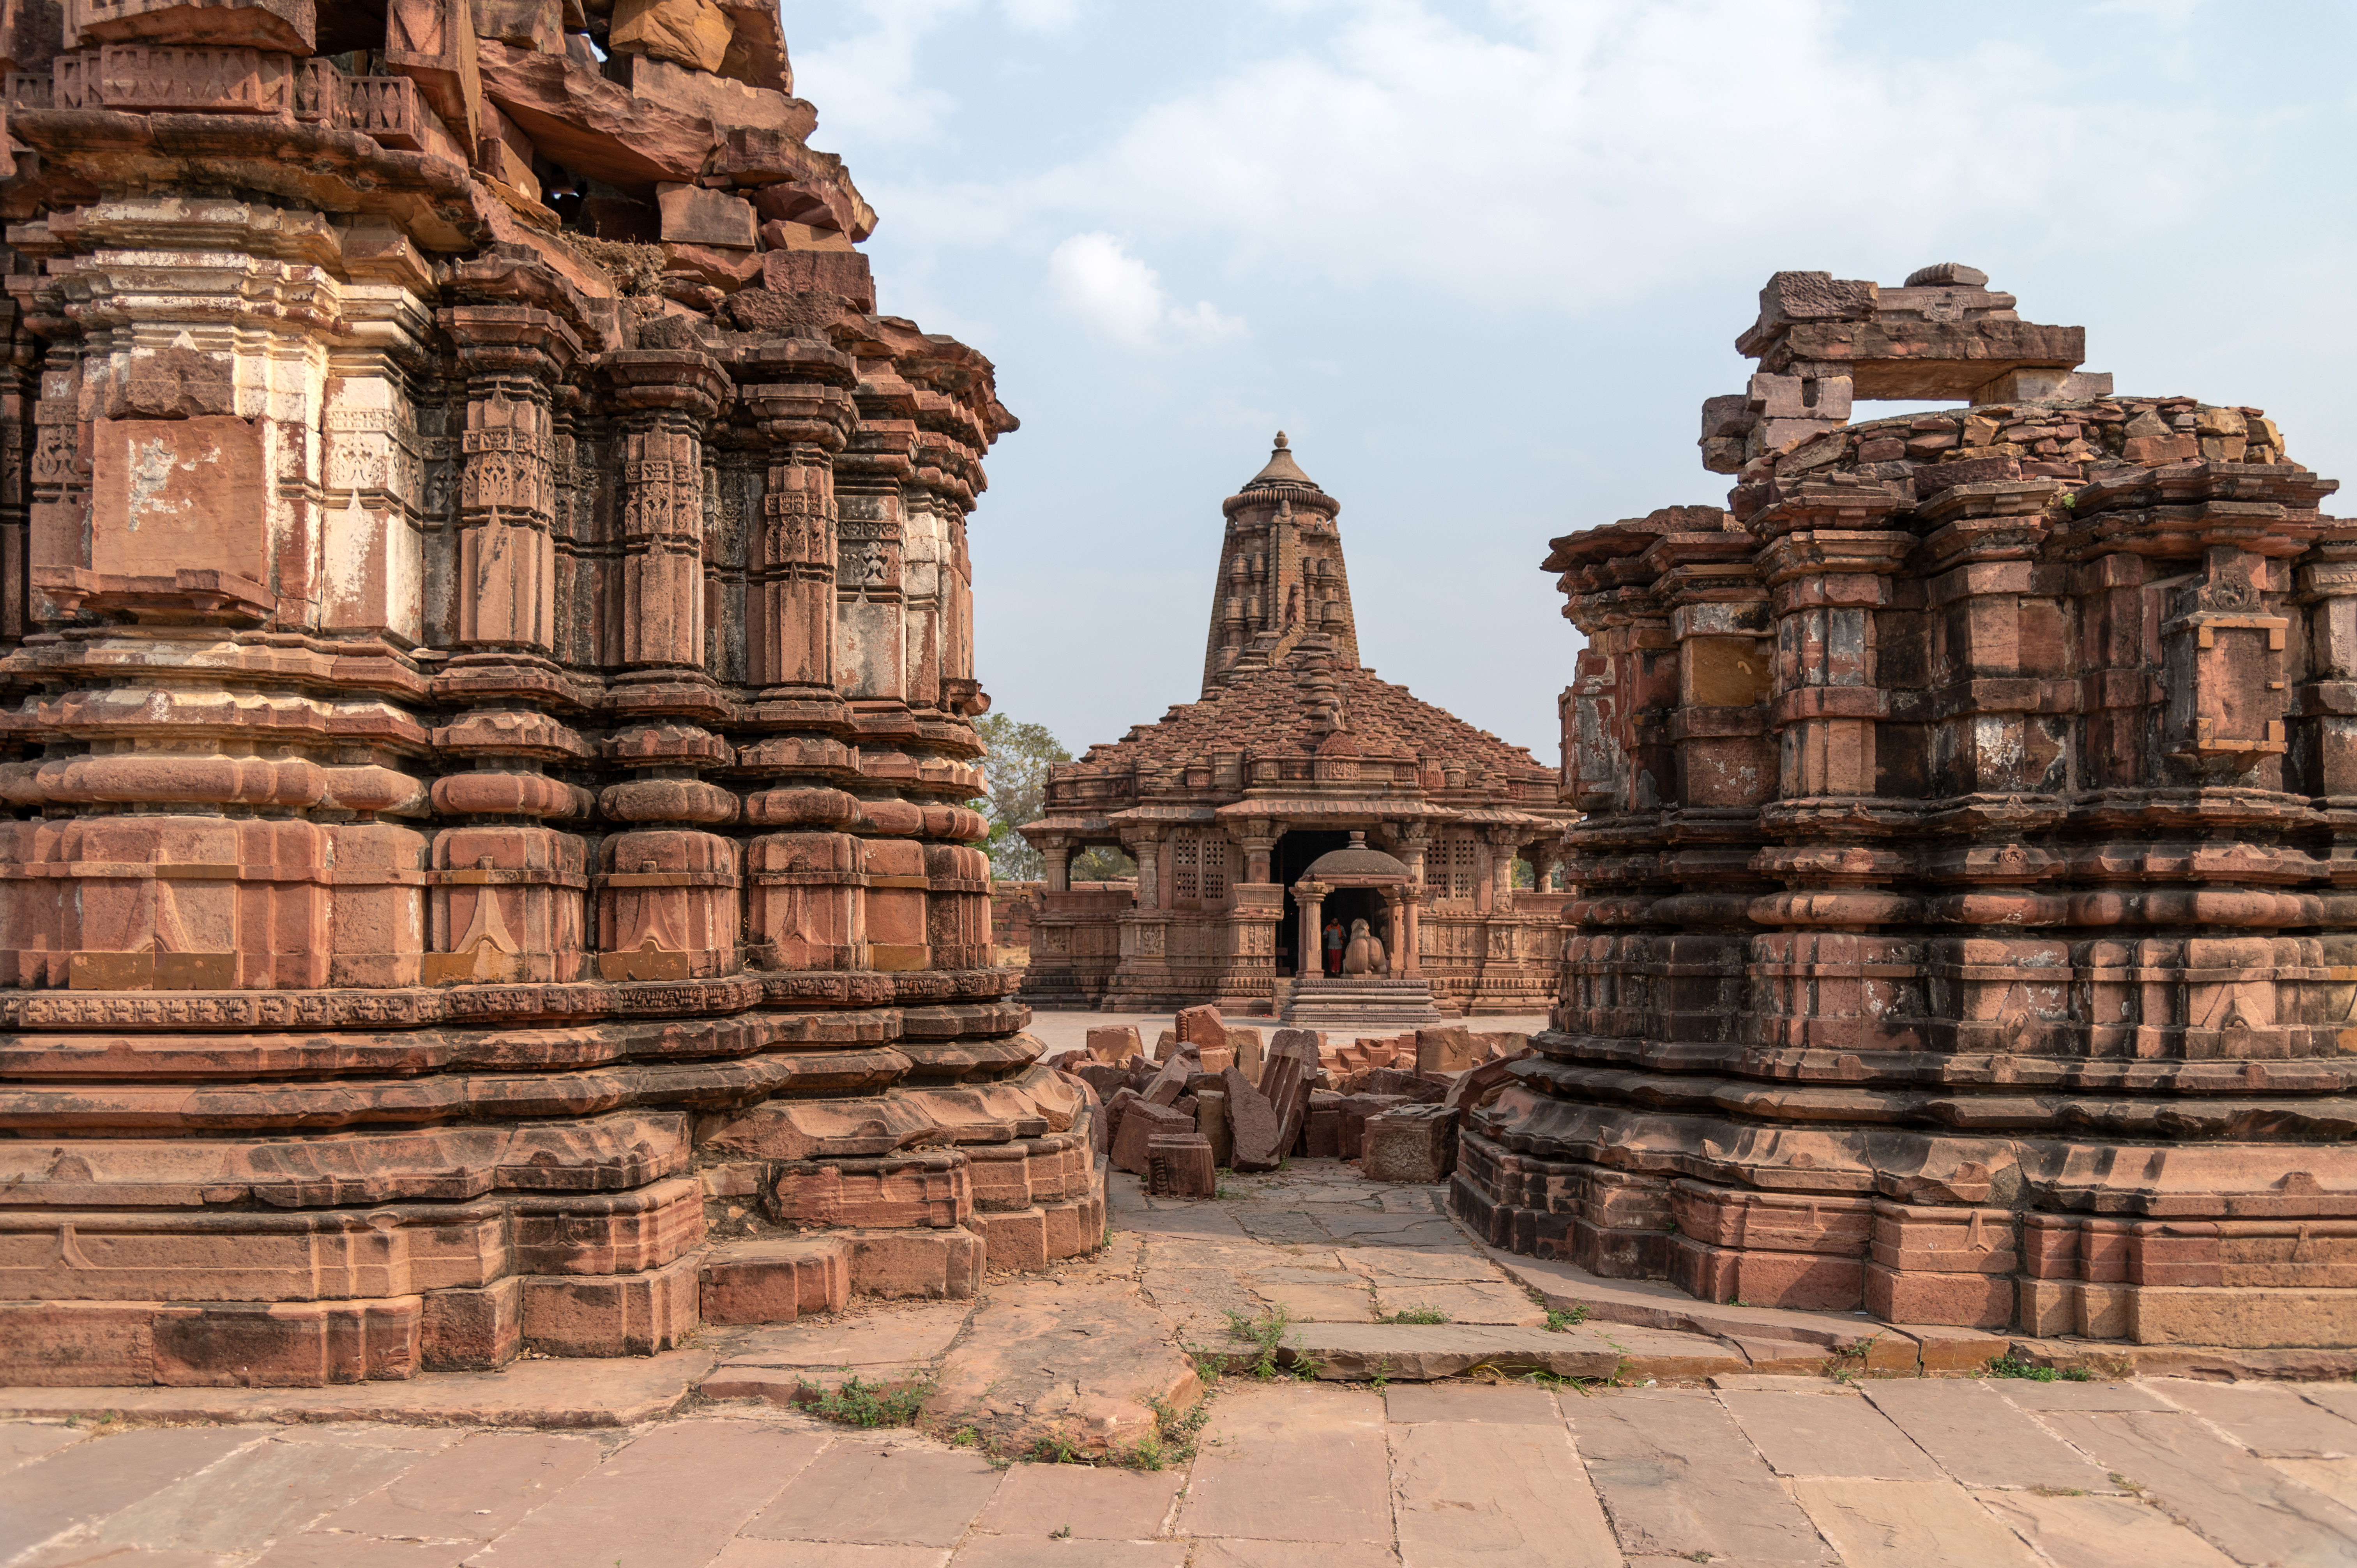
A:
[1284, 976, 1444, 1027]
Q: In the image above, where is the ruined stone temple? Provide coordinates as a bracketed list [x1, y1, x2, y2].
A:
[1465, 263, 2357, 1348]
[1019, 435, 1573, 1022]
[0, 1, 1101, 1388]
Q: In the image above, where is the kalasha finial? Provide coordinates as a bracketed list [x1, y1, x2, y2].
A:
[1274, 431, 1288, 449]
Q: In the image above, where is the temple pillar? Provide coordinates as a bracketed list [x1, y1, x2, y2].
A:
[1295, 879, 1328, 979]
[1129, 828, 1162, 909]
[1383, 885, 1406, 976]
[746, 346, 857, 709]
[1240, 830, 1275, 886]
[1042, 835, 1072, 893]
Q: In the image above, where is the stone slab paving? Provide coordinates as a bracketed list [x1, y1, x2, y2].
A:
[10, 1374, 2357, 1566]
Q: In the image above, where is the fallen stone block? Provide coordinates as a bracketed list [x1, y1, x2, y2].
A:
[1363, 1067, 1446, 1103]
[1363, 1104, 1459, 1184]
[1144, 1045, 1200, 1106]
[1111, 1098, 1194, 1175]
[1147, 1132, 1216, 1200]
[1304, 1097, 1342, 1158]
[1196, 1088, 1233, 1170]
[1227, 1026, 1265, 1084]
[1087, 1024, 1144, 1065]
[1096, 1086, 1141, 1160]
[1336, 1092, 1411, 1159]
[699, 1237, 850, 1326]
[1445, 1049, 1532, 1112]
[1416, 1026, 1482, 1075]
[1224, 1066, 1286, 1172]
[1176, 1003, 1226, 1051]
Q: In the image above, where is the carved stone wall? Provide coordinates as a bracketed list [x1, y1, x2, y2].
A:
[0, 0, 1082, 1389]
[1466, 265, 2357, 1350]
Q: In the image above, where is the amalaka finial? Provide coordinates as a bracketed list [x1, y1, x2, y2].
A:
[1274, 431, 1289, 449]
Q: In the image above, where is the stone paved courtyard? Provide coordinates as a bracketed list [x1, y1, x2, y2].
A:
[9, 1157, 2357, 1565]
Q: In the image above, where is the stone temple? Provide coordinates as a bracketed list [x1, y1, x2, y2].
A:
[0, 1, 1102, 1387]
[1464, 264, 2357, 1349]
[1019, 435, 1574, 1023]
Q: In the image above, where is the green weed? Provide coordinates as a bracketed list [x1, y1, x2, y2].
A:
[1383, 1307, 1450, 1325]
[1544, 1305, 1589, 1332]
[1986, 1355, 2090, 1383]
[1224, 1306, 1298, 1380]
[799, 1376, 930, 1428]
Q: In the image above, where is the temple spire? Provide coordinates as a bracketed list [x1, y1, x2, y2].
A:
[1201, 431, 1359, 696]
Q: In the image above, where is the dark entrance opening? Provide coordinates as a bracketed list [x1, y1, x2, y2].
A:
[1273, 828, 1351, 975]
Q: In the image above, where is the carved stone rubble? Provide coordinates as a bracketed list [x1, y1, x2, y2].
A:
[1464, 264, 2357, 1350]
[1019, 436, 1574, 1021]
[0, 0, 1083, 1388]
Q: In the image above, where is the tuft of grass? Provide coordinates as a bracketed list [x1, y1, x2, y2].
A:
[1544, 1305, 1589, 1332]
[799, 1376, 930, 1428]
[1224, 1306, 1298, 1380]
[1051, 1525, 1073, 1539]
[1984, 1354, 2087, 1382]
[1369, 1356, 1393, 1393]
[1031, 1433, 1085, 1465]
[1134, 1391, 1211, 1471]
[1383, 1307, 1450, 1325]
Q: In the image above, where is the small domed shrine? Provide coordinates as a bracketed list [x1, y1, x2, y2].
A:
[1020, 436, 1573, 1020]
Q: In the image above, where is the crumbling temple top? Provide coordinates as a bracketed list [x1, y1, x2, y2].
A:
[1458, 263, 2357, 1351]
[1021, 436, 1573, 1019]
[0, 0, 1087, 1389]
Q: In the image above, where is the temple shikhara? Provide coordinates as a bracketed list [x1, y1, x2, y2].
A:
[0, 0, 1105, 1388]
[1470, 264, 2357, 1349]
[1018, 435, 1574, 1023]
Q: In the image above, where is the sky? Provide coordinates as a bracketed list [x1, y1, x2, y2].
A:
[781, 0, 2357, 763]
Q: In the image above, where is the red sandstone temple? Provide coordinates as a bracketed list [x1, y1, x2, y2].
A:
[1464, 265, 2357, 1350]
[1018, 436, 1574, 1022]
[0, 2, 1099, 1387]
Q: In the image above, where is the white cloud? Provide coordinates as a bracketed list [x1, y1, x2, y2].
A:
[791, 0, 974, 146]
[1001, 0, 1085, 32]
[1047, 233, 1246, 348]
[857, 0, 2233, 316]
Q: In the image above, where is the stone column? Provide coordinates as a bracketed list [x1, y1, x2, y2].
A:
[835, 366, 916, 709]
[746, 343, 857, 710]
[1401, 885, 1423, 978]
[1041, 835, 1072, 893]
[603, 347, 733, 716]
[425, 303, 590, 985]
[1383, 885, 1406, 976]
[1129, 828, 1163, 909]
[1296, 879, 1328, 979]
[1240, 829, 1276, 886]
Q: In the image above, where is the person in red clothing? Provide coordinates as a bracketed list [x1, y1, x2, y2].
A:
[1323, 915, 1345, 976]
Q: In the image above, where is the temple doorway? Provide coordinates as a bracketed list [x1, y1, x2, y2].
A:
[1273, 828, 1351, 974]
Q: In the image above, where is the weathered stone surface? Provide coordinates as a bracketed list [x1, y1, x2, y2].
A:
[1720, 1390, 1946, 1480]
[485, 1420, 828, 1561]
[1090, 1025, 1145, 1065]
[1859, 1379, 2115, 1491]
[974, 1461, 1187, 1542]
[1793, 1479, 2043, 1568]
[1574, 1388, 1837, 1564]
[658, 180, 758, 249]
[1147, 1132, 1216, 1200]
[1391, 1421, 1623, 1566]
[1974, 1491, 2242, 1568]
[610, 0, 733, 72]
[1178, 1384, 1392, 1544]
[922, 1275, 1201, 1457]
[1362, 1104, 1457, 1183]
[2040, 1407, 2357, 1564]
[698, 1236, 850, 1326]
[1113, 1098, 1194, 1176]
[741, 1441, 1003, 1548]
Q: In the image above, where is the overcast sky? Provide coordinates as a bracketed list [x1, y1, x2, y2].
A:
[782, 0, 2357, 761]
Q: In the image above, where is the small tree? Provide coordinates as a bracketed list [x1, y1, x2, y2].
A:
[972, 714, 1067, 881]
[1071, 844, 1138, 883]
